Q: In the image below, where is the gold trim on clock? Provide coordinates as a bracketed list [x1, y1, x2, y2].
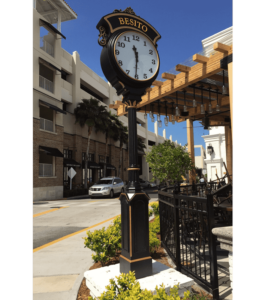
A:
[113, 31, 160, 82]
[120, 255, 152, 263]
[104, 13, 161, 45]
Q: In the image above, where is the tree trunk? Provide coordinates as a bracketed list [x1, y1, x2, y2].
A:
[118, 143, 123, 178]
[104, 134, 108, 177]
[84, 127, 92, 189]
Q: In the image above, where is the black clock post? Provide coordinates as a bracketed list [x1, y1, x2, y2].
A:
[96, 7, 161, 279]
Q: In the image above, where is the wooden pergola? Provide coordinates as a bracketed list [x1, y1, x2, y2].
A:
[110, 42, 233, 183]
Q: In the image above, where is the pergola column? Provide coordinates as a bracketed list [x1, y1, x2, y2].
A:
[186, 118, 196, 183]
[225, 125, 233, 181]
[228, 62, 233, 141]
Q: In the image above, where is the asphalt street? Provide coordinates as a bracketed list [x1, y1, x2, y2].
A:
[33, 192, 158, 250]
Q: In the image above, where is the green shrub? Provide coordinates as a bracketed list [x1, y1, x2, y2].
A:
[149, 208, 153, 217]
[150, 202, 159, 217]
[83, 216, 121, 266]
[88, 271, 194, 300]
[149, 231, 160, 254]
[149, 216, 160, 234]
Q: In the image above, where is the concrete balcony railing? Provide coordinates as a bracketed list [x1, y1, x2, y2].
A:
[40, 118, 53, 132]
[39, 75, 54, 93]
[61, 79, 73, 103]
[137, 124, 146, 138]
[39, 163, 53, 177]
[40, 38, 54, 57]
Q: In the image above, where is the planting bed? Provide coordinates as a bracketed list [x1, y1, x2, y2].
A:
[77, 217, 212, 299]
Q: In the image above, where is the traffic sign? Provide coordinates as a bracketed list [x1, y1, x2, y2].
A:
[68, 167, 76, 179]
[67, 167, 76, 190]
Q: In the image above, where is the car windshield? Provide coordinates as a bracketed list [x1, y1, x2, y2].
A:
[96, 179, 113, 185]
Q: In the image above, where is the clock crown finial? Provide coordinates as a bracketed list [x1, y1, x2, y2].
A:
[113, 7, 138, 17]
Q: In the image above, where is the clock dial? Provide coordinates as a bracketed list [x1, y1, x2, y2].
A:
[114, 31, 159, 81]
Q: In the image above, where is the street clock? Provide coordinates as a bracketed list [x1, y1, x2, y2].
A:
[96, 7, 161, 280]
[96, 7, 161, 103]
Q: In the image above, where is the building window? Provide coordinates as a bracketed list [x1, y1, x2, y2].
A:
[39, 151, 54, 177]
[83, 169, 93, 184]
[62, 102, 68, 111]
[39, 105, 54, 132]
[98, 169, 104, 179]
[82, 152, 94, 161]
[39, 63, 54, 93]
[40, 26, 54, 57]
[148, 140, 156, 146]
[64, 149, 73, 159]
[64, 167, 68, 184]
[99, 155, 105, 163]
[61, 72, 67, 81]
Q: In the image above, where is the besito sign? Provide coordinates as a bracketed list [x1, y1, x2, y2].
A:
[118, 17, 148, 32]
[97, 10, 161, 45]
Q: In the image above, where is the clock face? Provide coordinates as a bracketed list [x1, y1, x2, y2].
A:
[114, 31, 159, 81]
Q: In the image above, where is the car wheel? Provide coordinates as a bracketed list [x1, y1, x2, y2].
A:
[91, 196, 94, 199]
[110, 190, 114, 198]
[121, 188, 124, 194]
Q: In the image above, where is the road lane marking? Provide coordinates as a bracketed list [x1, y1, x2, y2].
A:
[33, 214, 120, 253]
[33, 207, 68, 218]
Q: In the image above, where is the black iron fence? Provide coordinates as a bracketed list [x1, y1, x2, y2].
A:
[158, 184, 232, 300]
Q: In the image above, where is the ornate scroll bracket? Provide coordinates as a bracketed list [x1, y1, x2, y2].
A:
[124, 100, 137, 108]
[98, 26, 107, 46]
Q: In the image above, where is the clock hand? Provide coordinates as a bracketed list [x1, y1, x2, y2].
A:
[132, 45, 138, 77]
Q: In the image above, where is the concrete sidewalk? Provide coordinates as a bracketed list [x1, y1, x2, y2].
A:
[33, 218, 115, 300]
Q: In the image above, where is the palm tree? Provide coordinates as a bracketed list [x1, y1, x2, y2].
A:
[137, 137, 146, 153]
[96, 111, 120, 177]
[112, 117, 128, 178]
[74, 98, 108, 189]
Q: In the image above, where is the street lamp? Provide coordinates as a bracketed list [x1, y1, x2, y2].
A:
[207, 144, 214, 155]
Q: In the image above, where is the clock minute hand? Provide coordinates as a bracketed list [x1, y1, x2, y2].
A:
[132, 45, 138, 77]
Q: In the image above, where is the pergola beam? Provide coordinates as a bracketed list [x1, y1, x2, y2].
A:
[175, 64, 191, 73]
[152, 80, 164, 86]
[213, 42, 231, 53]
[193, 54, 209, 64]
[208, 74, 228, 84]
[161, 73, 176, 80]
[118, 96, 229, 119]
[163, 93, 213, 104]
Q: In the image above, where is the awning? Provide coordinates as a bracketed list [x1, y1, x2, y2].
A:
[39, 100, 66, 114]
[64, 158, 81, 167]
[82, 161, 101, 169]
[39, 146, 64, 157]
[39, 19, 66, 40]
[99, 163, 116, 170]
[39, 57, 62, 73]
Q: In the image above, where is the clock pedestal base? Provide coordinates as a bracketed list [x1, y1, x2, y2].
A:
[120, 256, 152, 279]
[119, 192, 152, 279]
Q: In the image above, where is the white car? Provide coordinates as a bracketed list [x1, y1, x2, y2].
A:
[88, 177, 125, 198]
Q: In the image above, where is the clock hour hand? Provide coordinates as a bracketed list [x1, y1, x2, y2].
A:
[132, 45, 138, 77]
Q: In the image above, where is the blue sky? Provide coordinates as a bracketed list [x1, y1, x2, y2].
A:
[60, 0, 232, 154]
